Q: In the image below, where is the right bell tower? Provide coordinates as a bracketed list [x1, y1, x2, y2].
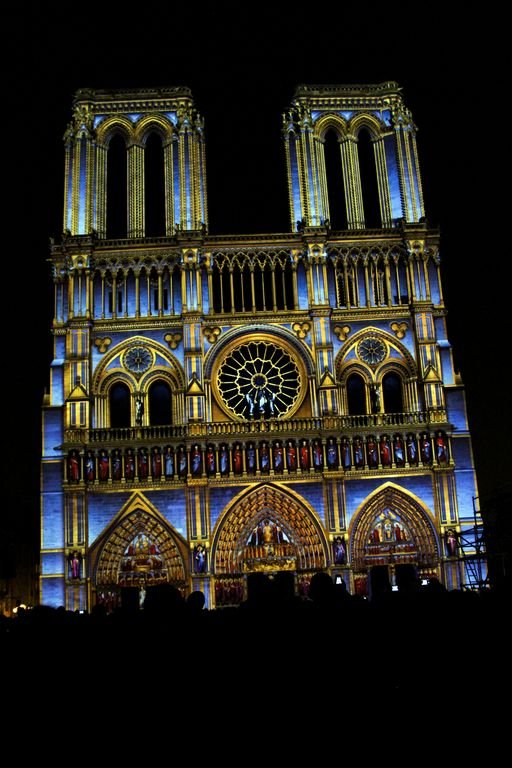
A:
[283, 82, 424, 230]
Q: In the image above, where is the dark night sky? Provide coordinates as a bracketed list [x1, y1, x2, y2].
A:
[3, 6, 510, 578]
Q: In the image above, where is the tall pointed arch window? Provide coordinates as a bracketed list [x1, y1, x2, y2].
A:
[357, 128, 381, 228]
[382, 372, 403, 413]
[347, 373, 366, 415]
[148, 380, 172, 426]
[144, 132, 165, 237]
[109, 382, 131, 427]
[106, 134, 128, 238]
[323, 129, 347, 230]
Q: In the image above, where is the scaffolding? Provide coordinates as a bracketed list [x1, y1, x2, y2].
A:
[456, 497, 489, 590]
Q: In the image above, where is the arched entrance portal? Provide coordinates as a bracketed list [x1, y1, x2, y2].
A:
[212, 484, 329, 606]
[91, 496, 187, 611]
[350, 483, 440, 597]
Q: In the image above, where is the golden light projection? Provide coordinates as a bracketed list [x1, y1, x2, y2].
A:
[213, 484, 327, 575]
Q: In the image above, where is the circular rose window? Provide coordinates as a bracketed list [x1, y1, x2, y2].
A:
[215, 339, 303, 420]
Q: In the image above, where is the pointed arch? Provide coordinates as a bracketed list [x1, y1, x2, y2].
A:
[313, 113, 349, 141]
[348, 113, 386, 140]
[96, 115, 135, 146]
[211, 483, 329, 574]
[382, 370, 404, 413]
[148, 378, 172, 425]
[93, 335, 186, 395]
[335, 326, 417, 381]
[134, 114, 174, 144]
[347, 372, 367, 415]
[109, 381, 131, 427]
[348, 482, 440, 571]
[90, 492, 188, 589]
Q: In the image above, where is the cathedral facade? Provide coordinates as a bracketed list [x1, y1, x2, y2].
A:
[40, 83, 480, 611]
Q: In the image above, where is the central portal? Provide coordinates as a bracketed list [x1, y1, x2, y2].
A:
[212, 484, 328, 607]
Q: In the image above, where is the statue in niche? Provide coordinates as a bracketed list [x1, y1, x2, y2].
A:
[259, 441, 270, 472]
[353, 438, 364, 468]
[341, 438, 351, 469]
[286, 440, 297, 471]
[191, 444, 202, 475]
[446, 530, 457, 557]
[194, 544, 207, 573]
[178, 446, 188, 477]
[406, 434, 418, 464]
[326, 438, 338, 469]
[393, 435, 405, 466]
[125, 448, 135, 480]
[112, 449, 122, 481]
[273, 441, 284, 473]
[367, 437, 378, 468]
[299, 439, 310, 470]
[164, 446, 174, 478]
[69, 551, 81, 579]
[151, 447, 162, 478]
[68, 450, 81, 482]
[435, 431, 448, 464]
[380, 435, 391, 466]
[85, 450, 95, 482]
[313, 439, 323, 470]
[98, 449, 109, 481]
[420, 433, 432, 464]
[371, 385, 381, 414]
[138, 448, 149, 479]
[246, 442, 256, 474]
[219, 444, 229, 474]
[206, 444, 215, 475]
[233, 443, 243, 474]
[135, 397, 144, 426]
[333, 536, 346, 565]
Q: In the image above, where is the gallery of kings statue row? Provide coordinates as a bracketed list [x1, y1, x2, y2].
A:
[40, 82, 483, 612]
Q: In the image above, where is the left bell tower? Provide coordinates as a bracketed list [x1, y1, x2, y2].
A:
[41, 88, 208, 612]
[63, 87, 208, 237]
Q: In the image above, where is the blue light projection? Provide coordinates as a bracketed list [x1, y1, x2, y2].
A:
[382, 109, 392, 126]
[127, 113, 142, 123]
[93, 115, 106, 128]
[384, 136, 403, 220]
[78, 139, 87, 234]
[165, 111, 177, 125]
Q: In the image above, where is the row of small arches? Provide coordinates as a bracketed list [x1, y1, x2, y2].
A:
[66, 430, 450, 483]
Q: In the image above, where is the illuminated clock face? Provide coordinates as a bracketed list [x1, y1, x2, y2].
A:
[357, 338, 386, 365]
[216, 340, 302, 420]
[123, 346, 153, 374]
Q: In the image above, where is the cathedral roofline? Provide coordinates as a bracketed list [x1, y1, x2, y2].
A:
[73, 86, 193, 105]
[293, 82, 402, 100]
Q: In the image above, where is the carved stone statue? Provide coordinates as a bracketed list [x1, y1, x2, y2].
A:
[135, 397, 144, 426]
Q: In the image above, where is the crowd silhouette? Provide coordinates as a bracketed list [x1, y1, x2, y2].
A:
[2, 573, 508, 708]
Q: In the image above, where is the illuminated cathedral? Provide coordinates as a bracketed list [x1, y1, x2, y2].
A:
[40, 83, 482, 611]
